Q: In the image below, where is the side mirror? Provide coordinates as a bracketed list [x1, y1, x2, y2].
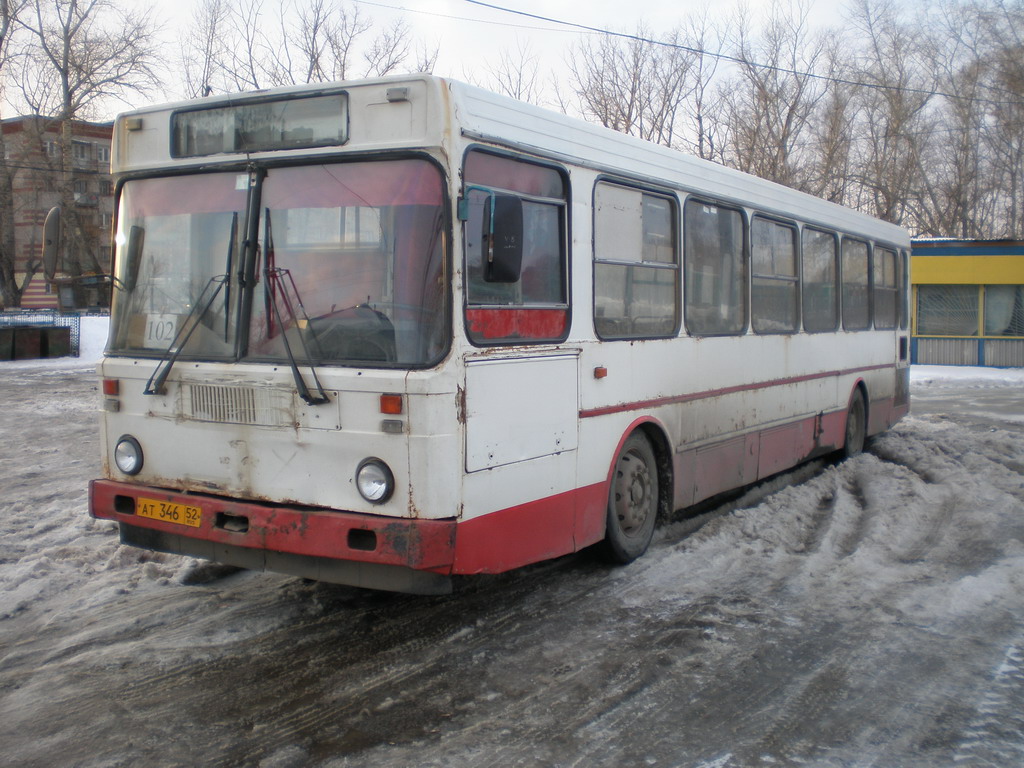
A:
[483, 194, 523, 283]
[124, 225, 145, 291]
[42, 206, 61, 280]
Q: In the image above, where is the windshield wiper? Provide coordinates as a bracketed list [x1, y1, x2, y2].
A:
[223, 211, 238, 342]
[144, 275, 228, 396]
[263, 209, 330, 406]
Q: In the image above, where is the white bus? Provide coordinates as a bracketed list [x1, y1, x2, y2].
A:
[88, 75, 910, 594]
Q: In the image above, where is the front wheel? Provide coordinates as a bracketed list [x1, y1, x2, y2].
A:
[601, 432, 659, 564]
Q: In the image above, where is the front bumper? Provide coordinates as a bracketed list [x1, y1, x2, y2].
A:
[90, 479, 457, 594]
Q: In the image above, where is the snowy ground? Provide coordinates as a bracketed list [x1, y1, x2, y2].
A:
[2, 322, 1024, 767]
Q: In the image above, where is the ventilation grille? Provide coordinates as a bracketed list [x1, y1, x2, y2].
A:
[185, 384, 291, 426]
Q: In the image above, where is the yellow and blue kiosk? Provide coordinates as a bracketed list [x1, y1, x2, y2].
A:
[912, 239, 1024, 367]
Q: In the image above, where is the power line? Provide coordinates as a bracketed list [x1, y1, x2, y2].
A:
[462, 0, 1024, 109]
[352, 0, 581, 36]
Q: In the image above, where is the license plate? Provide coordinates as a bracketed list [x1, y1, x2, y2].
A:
[136, 497, 202, 528]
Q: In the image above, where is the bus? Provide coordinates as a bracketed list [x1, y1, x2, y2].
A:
[87, 75, 910, 594]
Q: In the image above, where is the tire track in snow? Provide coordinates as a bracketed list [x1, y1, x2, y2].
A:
[951, 642, 1024, 766]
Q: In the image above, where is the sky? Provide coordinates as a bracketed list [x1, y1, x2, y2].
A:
[128, 0, 852, 116]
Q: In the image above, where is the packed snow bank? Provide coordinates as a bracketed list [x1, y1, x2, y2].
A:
[912, 364, 1024, 387]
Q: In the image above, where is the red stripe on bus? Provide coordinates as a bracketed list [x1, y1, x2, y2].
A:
[579, 363, 895, 419]
[452, 482, 607, 574]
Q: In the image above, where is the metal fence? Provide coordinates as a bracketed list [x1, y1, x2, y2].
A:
[0, 310, 82, 358]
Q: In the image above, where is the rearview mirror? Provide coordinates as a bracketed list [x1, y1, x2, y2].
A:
[483, 194, 523, 283]
[42, 206, 61, 280]
[124, 225, 145, 291]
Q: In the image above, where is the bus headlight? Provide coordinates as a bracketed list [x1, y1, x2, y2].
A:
[114, 435, 144, 475]
[356, 458, 394, 504]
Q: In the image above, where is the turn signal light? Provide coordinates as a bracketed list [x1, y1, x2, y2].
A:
[379, 394, 403, 415]
[102, 378, 120, 396]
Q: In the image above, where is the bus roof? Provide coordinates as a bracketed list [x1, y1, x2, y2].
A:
[112, 73, 908, 247]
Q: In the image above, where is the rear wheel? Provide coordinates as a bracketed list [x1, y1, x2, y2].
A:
[843, 389, 867, 458]
[602, 432, 659, 564]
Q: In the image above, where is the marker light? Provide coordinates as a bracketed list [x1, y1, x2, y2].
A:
[379, 394, 403, 415]
[356, 458, 394, 504]
[114, 435, 144, 475]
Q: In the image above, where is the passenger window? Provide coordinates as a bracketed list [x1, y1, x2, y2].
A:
[751, 217, 798, 333]
[899, 250, 910, 331]
[802, 228, 839, 332]
[463, 151, 568, 344]
[593, 182, 679, 339]
[842, 238, 870, 331]
[873, 247, 898, 330]
[684, 199, 747, 335]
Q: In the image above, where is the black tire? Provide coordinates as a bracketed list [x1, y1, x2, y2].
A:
[602, 431, 659, 564]
[843, 389, 867, 459]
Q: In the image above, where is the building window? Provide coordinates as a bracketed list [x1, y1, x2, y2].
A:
[984, 285, 1024, 337]
[917, 285, 978, 336]
[73, 179, 88, 194]
[96, 146, 110, 164]
[593, 182, 678, 339]
[684, 199, 747, 335]
[72, 141, 90, 161]
[751, 216, 798, 333]
[99, 180, 113, 196]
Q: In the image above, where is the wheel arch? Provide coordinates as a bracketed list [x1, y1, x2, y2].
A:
[606, 417, 674, 525]
[849, 378, 870, 429]
[843, 379, 870, 457]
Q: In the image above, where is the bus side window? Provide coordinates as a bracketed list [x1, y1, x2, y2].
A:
[900, 250, 910, 331]
[684, 199, 747, 336]
[802, 228, 839, 333]
[751, 216, 799, 334]
[593, 182, 679, 339]
[842, 238, 870, 331]
[873, 246, 898, 330]
[463, 150, 568, 344]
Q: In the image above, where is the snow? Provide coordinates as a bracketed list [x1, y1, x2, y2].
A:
[2, 319, 1024, 766]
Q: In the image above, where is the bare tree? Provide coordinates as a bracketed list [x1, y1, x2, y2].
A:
[566, 23, 695, 147]
[362, 18, 410, 77]
[719, 0, 829, 191]
[803, 30, 858, 204]
[481, 37, 543, 103]
[980, 0, 1024, 237]
[182, 0, 433, 93]
[16, 0, 159, 279]
[181, 0, 230, 98]
[843, 0, 936, 227]
[678, 8, 726, 162]
[0, 0, 24, 307]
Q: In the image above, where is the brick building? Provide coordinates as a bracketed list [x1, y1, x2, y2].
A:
[2, 116, 114, 309]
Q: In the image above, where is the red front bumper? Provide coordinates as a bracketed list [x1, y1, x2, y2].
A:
[90, 479, 457, 584]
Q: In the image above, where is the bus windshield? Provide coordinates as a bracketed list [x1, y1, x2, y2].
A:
[108, 158, 448, 367]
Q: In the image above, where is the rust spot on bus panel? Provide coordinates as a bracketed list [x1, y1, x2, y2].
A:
[382, 521, 412, 557]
